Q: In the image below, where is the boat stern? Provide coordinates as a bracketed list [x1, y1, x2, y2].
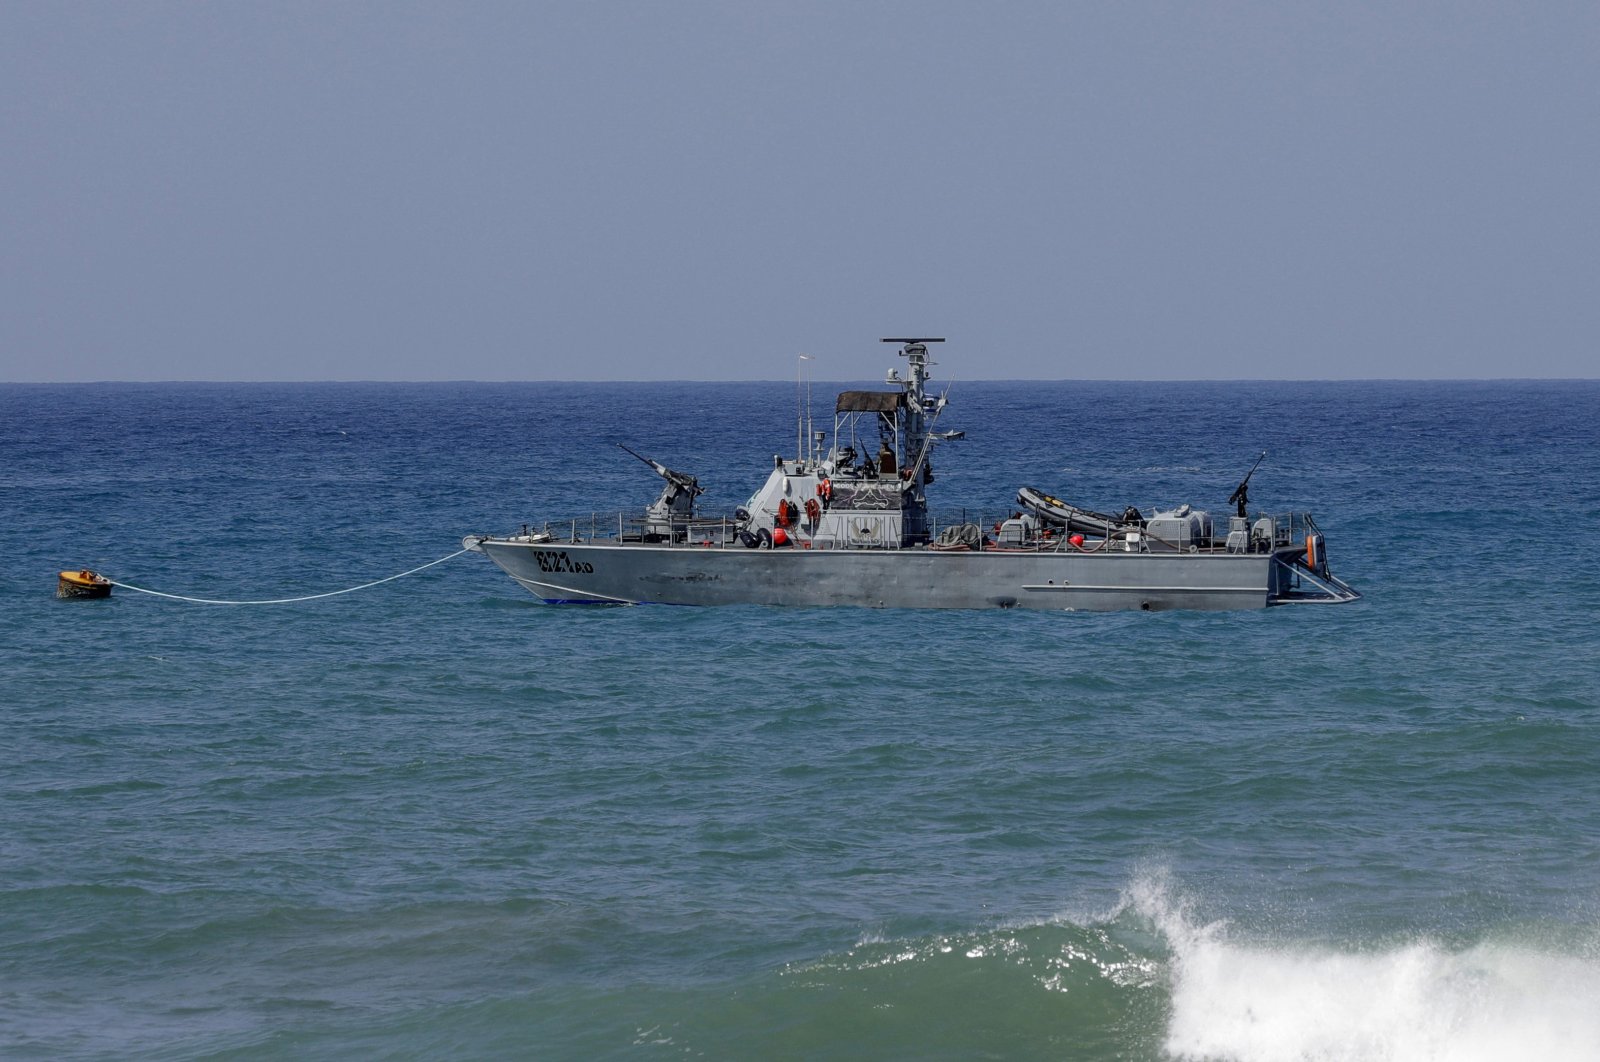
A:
[1265, 516, 1360, 605]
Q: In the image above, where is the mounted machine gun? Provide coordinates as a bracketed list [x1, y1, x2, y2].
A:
[619, 444, 704, 540]
[1228, 451, 1268, 519]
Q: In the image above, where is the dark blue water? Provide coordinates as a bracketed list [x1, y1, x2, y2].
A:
[4, 379, 1599, 1060]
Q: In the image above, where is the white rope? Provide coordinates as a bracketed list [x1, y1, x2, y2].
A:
[106, 548, 472, 605]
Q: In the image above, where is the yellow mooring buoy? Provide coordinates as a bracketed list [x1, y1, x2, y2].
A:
[57, 569, 112, 599]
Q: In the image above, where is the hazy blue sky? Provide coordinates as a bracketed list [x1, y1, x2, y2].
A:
[4, 2, 1596, 381]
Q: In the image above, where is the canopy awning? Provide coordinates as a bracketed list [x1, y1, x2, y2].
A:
[835, 390, 904, 414]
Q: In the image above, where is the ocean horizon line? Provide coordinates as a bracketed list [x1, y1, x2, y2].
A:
[5, 375, 1597, 387]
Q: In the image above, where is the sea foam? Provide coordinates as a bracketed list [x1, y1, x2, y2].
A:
[1122, 874, 1600, 1062]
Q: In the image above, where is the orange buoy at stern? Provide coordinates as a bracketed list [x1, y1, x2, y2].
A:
[57, 569, 112, 599]
[1305, 533, 1325, 573]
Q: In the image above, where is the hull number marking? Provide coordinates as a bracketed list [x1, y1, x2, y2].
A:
[536, 550, 594, 575]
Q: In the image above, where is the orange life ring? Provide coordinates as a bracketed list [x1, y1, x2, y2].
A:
[804, 497, 821, 524]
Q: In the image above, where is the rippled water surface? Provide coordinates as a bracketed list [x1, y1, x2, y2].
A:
[3, 379, 1598, 1059]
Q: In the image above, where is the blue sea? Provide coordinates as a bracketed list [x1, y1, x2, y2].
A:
[3, 378, 1599, 1060]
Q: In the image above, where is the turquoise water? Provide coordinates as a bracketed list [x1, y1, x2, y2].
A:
[4, 380, 1599, 1059]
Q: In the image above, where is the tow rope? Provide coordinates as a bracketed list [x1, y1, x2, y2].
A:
[103, 548, 472, 606]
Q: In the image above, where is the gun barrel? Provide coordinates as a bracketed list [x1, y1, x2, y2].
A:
[618, 443, 670, 474]
[620, 443, 702, 496]
[1228, 451, 1268, 508]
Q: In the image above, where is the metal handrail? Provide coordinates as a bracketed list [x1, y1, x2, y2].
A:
[521, 508, 1324, 554]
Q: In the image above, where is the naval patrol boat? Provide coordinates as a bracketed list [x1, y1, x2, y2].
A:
[466, 339, 1358, 611]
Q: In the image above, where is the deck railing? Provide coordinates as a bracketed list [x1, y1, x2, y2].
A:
[511, 509, 1318, 553]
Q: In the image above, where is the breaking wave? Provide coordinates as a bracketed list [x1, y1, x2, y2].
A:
[751, 870, 1600, 1061]
[1129, 870, 1600, 1062]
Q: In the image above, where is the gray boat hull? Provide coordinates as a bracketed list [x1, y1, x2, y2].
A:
[472, 538, 1300, 611]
